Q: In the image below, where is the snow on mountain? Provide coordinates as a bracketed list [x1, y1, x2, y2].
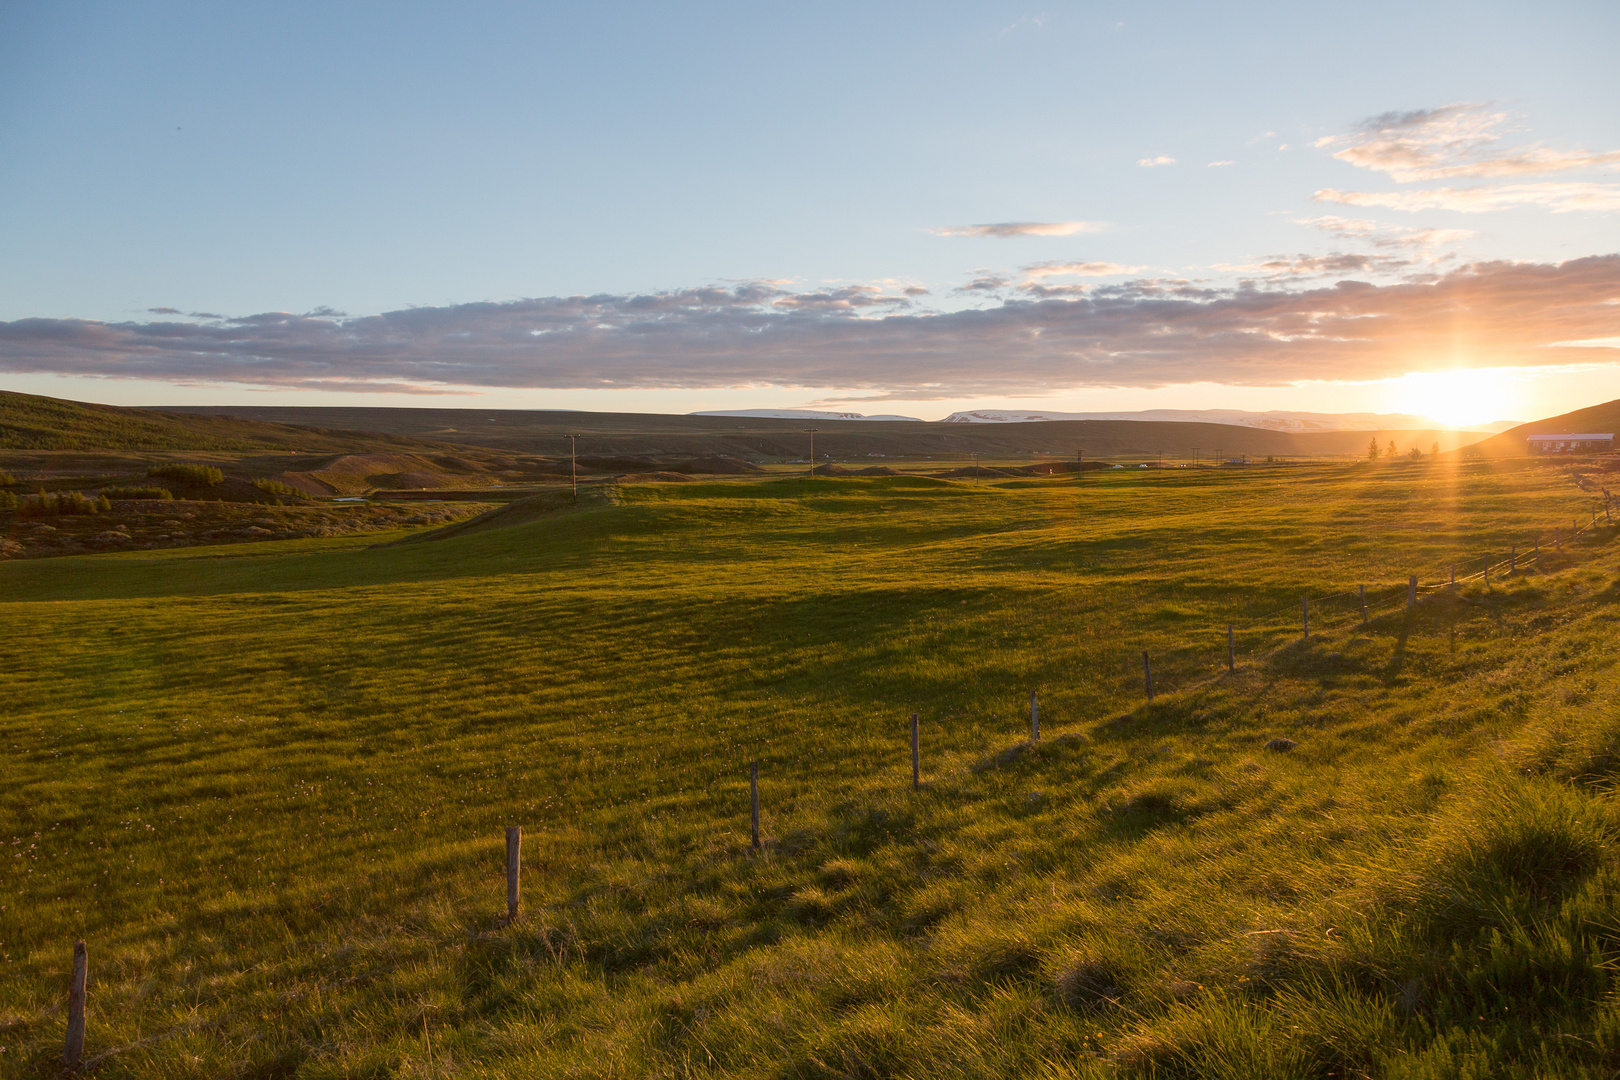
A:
[692, 409, 924, 422]
[938, 409, 1520, 433]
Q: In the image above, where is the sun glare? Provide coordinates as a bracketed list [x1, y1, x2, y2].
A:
[1382, 369, 1519, 428]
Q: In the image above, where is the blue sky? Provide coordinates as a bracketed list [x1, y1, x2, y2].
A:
[2, 1, 1618, 422]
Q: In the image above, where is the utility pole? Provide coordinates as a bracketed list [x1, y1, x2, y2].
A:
[1192, 447, 1200, 467]
[803, 428, 817, 478]
[569, 434, 578, 499]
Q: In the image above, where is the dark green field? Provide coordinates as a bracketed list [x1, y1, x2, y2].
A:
[3, 458, 1619, 1078]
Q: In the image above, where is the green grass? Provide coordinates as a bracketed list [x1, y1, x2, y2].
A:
[2, 460, 1618, 1078]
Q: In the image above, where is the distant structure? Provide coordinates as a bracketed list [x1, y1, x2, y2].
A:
[1527, 433, 1614, 453]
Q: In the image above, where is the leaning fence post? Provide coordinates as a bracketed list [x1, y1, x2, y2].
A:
[1227, 623, 1235, 672]
[910, 713, 920, 790]
[750, 761, 761, 850]
[64, 939, 86, 1070]
[1030, 690, 1039, 742]
[505, 826, 521, 919]
[1359, 584, 1367, 625]
[1143, 651, 1154, 702]
[1408, 574, 1417, 607]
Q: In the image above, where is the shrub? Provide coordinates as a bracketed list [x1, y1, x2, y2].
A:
[147, 463, 224, 486]
[0, 471, 16, 487]
[0, 490, 15, 511]
[17, 491, 111, 518]
[251, 478, 299, 497]
[102, 485, 174, 501]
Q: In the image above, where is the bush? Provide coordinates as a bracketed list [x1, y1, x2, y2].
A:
[0, 471, 16, 487]
[0, 490, 15, 511]
[102, 485, 174, 501]
[147, 463, 224, 486]
[251, 478, 299, 497]
[17, 491, 111, 518]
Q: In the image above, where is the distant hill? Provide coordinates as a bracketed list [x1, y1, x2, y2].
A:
[0, 390, 456, 453]
[939, 407, 1520, 433]
[159, 403, 1483, 461]
[1468, 398, 1620, 457]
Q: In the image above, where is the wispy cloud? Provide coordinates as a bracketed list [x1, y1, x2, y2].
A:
[1018, 261, 1145, 279]
[4, 258, 1617, 397]
[1314, 182, 1620, 214]
[1316, 103, 1620, 182]
[1208, 160, 1234, 167]
[1137, 155, 1176, 167]
[929, 221, 1101, 238]
[1214, 252, 1416, 280]
[1295, 215, 1476, 250]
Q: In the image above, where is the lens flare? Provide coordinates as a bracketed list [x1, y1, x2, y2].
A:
[1382, 369, 1518, 428]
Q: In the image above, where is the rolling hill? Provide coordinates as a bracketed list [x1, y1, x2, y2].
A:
[1468, 397, 1620, 457]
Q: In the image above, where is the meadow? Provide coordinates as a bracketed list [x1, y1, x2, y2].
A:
[2, 458, 1619, 1078]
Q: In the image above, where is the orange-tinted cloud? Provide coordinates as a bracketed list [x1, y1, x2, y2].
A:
[2, 257, 1617, 396]
[929, 221, 1101, 238]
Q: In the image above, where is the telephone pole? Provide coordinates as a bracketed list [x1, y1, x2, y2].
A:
[569, 435, 579, 499]
[803, 428, 818, 478]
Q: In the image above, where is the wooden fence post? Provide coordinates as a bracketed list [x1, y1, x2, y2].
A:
[1484, 559, 1490, 586]
[1302, 595, 1309, 640]
[1555, 527, 1561, 551]
[1450, 565, 1455, 585]
[1408, 574, 1417, 607]
[505, 826, 521, 919]
[1143, 652, 1154, 703]
[64, 939, 86, 1070]
[1030, 690, 1039, 742]
[911, 713, 919, 790]
[1510, 544, 1516, 575]
[1359, 584, 1367, 625]
[1227, 623, 1235, 673]
[1535, 538, 1541, 564]
[750, 761, 761, 851]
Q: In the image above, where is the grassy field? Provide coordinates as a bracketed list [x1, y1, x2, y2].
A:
[2, 458, 1619, 1078]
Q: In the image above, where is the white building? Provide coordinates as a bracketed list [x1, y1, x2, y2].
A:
[1527, 433, 1614, 453]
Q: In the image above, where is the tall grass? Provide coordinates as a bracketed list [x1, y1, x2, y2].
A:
[1, 460, 1616, 1077]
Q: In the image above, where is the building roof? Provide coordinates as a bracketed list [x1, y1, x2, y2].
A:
[1527, 433, 1614, 441]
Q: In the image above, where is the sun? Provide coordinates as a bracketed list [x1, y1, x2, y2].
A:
[1382, 368, 1518, 428]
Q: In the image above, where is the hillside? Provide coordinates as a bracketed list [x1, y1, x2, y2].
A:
[0, 390, 460, 453]
[1470, 397, 1620, 457]
[160, 403, 1483, 461]
[3, 458, 1619, 1076]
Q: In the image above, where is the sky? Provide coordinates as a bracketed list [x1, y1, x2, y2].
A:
[2, 0, 1618, 425]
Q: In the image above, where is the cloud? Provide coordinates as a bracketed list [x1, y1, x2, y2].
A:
[929, 221, 1101, 238]
[1314, 182, 1620, 214]
[1138, 156, 1176, 167]
[147, 307, 182, 315]
[1208, 160, 1234, 167]
[1213, 252, 1417, 279]
[954, 276, 1012, 293]
[3, 258, 1618, 397]
[1019, 261, 1146, 279]
[1317, 103, 1620, 182]
[1295, 215, 1476, 250]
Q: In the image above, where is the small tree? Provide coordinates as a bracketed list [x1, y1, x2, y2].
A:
[1431, 441, 1440, 458]
[1386, 440, 1398, 459]
[1368, 437, 1380, 460]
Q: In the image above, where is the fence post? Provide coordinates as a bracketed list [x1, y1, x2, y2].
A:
[911, 713, 919, 790]
[1227, 623, 1235, 673]
[1143, 652, 1154, 703]
[1555, 527, 1561, 551]
[1030, 690, 1039, 742]
[1450, 565, 1455, 585]
[1302, 595, 1309, 639]
[505, 826, 521, 919]
[1359, 584, 1367, 625]
[1484, 559, 1490, 586]
[750, 761, 761, 850]
[1408, 575, 1417, 607]
[1510, 544, 1515, 575]
[64, 939, 86, 1070]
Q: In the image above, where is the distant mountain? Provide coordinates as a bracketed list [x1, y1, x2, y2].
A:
[691, 409, 924, 422]
[939, 408, 1520, 433]
[1468, 398, 1620, 457]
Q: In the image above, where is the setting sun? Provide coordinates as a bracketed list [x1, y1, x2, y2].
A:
[1381, 368, 1520, 428]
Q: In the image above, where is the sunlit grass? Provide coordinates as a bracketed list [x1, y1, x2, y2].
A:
[2, 459, 1617, 1077]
